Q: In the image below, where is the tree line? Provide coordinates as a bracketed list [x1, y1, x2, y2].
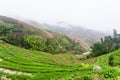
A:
[91, 29, 120, 57]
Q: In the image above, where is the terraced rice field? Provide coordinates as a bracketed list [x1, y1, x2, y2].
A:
[0, 40, 120, 80]
[0, 41, 93, 79]
[83, 50, 120, 67]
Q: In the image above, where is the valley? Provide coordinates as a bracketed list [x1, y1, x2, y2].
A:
[0, 16, 120, 80]
[0, 39, 120, 80]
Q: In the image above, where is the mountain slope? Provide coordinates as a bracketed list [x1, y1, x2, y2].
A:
[43, 22, 109, 46]
[83, 50, 120, 67]
[0, 16, 86, 54]
[0, 16, 58, 39]
[15, 18, 91, 50]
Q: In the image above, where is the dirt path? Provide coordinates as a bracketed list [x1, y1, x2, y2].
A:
[0, 68, 32, 76]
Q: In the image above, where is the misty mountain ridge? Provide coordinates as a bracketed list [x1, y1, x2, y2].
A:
[43, 22, 109, 46]
[8, 16, 109, 49]
[0, 15, 87, 54]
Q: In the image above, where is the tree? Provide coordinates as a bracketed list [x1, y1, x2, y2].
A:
[109, 54, 116, 66]
[24, 35, 46, 51]
[0, 21, 13, 36]
[91, 42, 106, 56]
[113, 29, 117, 38]
[91, 31, 120, 57]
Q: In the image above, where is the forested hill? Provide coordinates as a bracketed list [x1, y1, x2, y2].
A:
[0, 16, 86, 54]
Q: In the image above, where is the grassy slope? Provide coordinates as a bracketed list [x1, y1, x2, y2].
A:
[0, 40, 77, 69]
[83, 50, 120, 67]
[0, 41, 93, 79]
[0, 40, 120, 80]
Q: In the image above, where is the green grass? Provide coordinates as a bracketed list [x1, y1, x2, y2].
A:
[82, 50, 120, 67]
[0, 40, 120, 80]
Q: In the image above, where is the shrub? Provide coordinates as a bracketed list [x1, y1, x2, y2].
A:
[109, 55, 116, 66]
[81, 75, 93, 80]
[24, 35, 46, 51]
[98, 68, 119, 79]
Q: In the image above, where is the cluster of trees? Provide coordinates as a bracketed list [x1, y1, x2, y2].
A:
[0, 20, 22, 36]
[23, 35, 85, 54]
[0, 20, 23, 45]
[91, 30, 120, 57]
[0, 21, 85, 54]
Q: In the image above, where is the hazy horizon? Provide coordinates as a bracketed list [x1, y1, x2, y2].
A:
[0, 0, 120, 32]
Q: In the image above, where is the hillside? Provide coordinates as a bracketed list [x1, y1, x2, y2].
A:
[16, 18, 90, 50]
[0, 40, 119, 80]
[0, 16, 58, 39]
[0, 40, 90, 80]
[0, 16, 86, 54]
[82, 51, 120, 67]
[43, 22, 109, 47]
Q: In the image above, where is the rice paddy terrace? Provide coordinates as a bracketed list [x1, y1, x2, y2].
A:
[83, 50, 120, 67]
[0, 40, 120, 80]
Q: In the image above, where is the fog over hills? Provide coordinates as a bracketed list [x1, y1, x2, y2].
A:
[1, 0, 120, 33]
[43, 22, 109, 46]
[9, 16, 110, 49]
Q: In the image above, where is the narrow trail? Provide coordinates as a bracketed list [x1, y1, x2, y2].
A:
[0, 68, 32, 76]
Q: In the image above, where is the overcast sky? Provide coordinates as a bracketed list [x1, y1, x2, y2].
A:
[0, 0, 120, 32]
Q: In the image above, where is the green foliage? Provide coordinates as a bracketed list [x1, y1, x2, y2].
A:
[109, 54, 116, 66]
[45, 36, 84, 54]
[56, 36, 72, 49]
[74, 45, 83, 54]
[0, 20, 84, 54]
[97, 68, 119, 79]
[91, 42, 105, 56]
[23, 35, 83, 54]
[108, 52, 120, 66]
[80, 75, 93, 80]
[24, 35, 46, 51]
[0, 20, 24, 47]
[91, 35, 120, 57]
[0, 21, 13, 36]
[0, 20, 22, 36]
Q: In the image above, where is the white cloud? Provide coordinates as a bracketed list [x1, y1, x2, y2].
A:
[0, 0, 120, 32]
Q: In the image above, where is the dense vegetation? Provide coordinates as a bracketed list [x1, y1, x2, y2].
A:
[0, 20, 85, 54]
[91, 29, 120, 57]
